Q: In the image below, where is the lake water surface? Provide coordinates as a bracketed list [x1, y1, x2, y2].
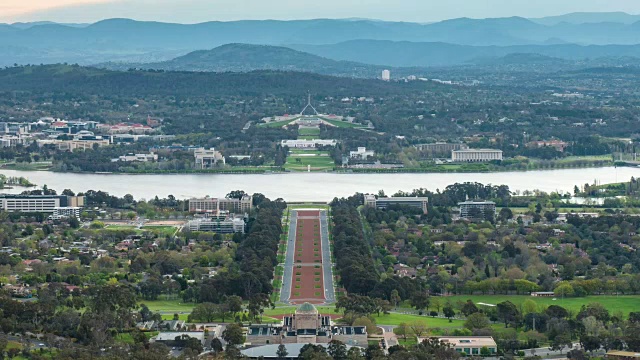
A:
[1, 167, 638, 202]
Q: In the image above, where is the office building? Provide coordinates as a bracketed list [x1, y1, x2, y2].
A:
[415, 142, 469, 157]
[364, 195, 429, 214]
[382, 69, 391, 81]
[349, 147, 375, 160]
[452, 149, 503, 162]
[0, 122, 30, 135]
[188, 195, 253, 214]
[0, 135, 32, 148]
[458, 201, 496, 220]
[186, 216, 245, 233]
[417, 337, 497, 356]
[0, 195, 84, 213]
[194, 148, 225, 169]
[280, 139, 338, 148]
[246, 303, 367, 346]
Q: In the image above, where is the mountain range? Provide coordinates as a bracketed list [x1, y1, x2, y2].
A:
[3, 13, 640, 68]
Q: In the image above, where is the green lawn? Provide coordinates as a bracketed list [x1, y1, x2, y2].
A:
[115, 331, 158, 344]
[446, 295, 640, 316]
[259, 119, 298, 128]
[105, 224, 136, 229]
[141, 225, 178, 236]
[266, 306, 464, 327]
[298, 127, 321, 136]
[265, 306, 337, 316]
[140, 299, 195, 313]
[372, 313, 465, 327]
[161, 314, 190, 321]
[322, 119, 365, 128]
[284, 152, 335, 171]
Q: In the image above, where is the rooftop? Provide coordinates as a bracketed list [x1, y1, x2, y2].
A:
[297, 302, 318, 314]
[453, 148, 503, 152]
[241, 343, 355, 359]
[418, 336, 497, 347]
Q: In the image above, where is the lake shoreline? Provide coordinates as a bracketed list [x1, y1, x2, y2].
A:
[1, 162, 630, 176]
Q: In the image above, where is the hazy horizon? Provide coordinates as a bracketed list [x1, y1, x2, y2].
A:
[2, 0, 640, 24]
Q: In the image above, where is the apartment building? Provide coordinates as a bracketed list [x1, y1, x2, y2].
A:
[458, 201, 496, 220]
[0, 195, 85, 213]
[188, 195, 253, 214]
[364, 195, 429, 214]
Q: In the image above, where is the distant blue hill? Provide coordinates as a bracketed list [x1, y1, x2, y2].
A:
[4, 16, 640, 66]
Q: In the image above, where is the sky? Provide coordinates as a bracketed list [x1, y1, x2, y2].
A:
[2, 0, 640, 24]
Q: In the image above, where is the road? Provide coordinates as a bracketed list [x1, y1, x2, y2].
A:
[279, 210, 298, 303]
[319, 210, 336, 304]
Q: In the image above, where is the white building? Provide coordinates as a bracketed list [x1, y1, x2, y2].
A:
[0, 195, 84, 213]
[50, 207, 81, 220]
[194, 148, 225, 169]
[0, 135, 32, 147]
[349, 147, 375, 160]
[417, 337, 497, 356]
[382, 69, 391, 81]
[452, 149, 503, 162]
[280, 139, 337, 148]
[114, 153, 158, 162]
[186, 217, 245, 233]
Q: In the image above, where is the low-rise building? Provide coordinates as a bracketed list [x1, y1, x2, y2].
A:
[364, 195, 429, 214]
[417, 337, 497, 356]
[349, 147, 375, 160]
[527, 140, 568, 152]
[280, 139, 338, 148]
[113, 153, 158, 162]
[186, 215, 245, 233]
[0, 134, 32, 147]
[246, 303, 367, 346]
[152, 332, 204, 346]
[452, 149, 503, 162]
[194, 148, 225, 169]
[607, 351, 640, 360]
[0, 122, 30, 135]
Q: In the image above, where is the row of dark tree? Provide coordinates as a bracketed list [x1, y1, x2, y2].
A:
[189, 197, 286, 304]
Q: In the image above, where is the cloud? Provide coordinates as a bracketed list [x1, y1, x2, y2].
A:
[3, 0, 640, 23]
[0, 0, 116, 21]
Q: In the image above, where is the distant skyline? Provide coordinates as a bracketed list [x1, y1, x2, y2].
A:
[2, 0, 640, 24]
